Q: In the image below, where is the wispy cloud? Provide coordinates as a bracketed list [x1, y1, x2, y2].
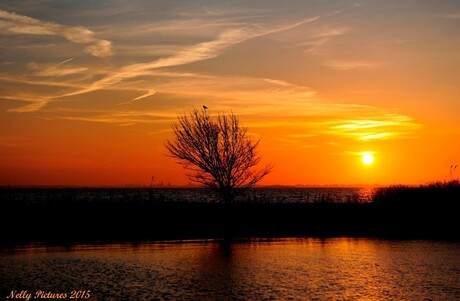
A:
[443, 13, 460, 19]
[56, 17, 319, 99]
[311, 27, 348, 38]
[0, 135, 25, 148]
[0, 75, 82, 88]
[120, 90, 157, 105]
[6, 98, 49, 112]
[299, 27, 348, 54]
[0, 10, 113, 57]
[331, 119, 398, 130]
[323, 60, 382, 70]
[57, 112, 175, 125]
[1, 10, 325, 113]
[359, 132, 392, 140]
[123, 71, 318, 112]
[27, 62, 88, 77]
[327, 114, 422, 140]
[58, 58, 74, 65]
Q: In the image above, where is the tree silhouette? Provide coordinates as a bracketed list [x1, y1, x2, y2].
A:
[166, 109, 272, 203]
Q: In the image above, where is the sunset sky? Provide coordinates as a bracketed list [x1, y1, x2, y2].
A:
[1, 0, 459, 186]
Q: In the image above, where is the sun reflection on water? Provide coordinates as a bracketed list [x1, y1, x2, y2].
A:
[1, 238, 459, 300]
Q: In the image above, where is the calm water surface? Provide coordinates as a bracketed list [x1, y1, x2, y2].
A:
[1, 238, 459, 300]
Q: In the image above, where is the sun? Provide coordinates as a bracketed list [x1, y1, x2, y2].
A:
[362, 153, 375, 165]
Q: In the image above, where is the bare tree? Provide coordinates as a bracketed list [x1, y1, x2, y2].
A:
[166, 109, 273, 203]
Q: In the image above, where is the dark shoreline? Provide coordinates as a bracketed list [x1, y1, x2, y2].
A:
[1, 187, 459, 247]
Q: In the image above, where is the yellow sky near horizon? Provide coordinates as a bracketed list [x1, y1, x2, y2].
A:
[1, 0, 459, 186]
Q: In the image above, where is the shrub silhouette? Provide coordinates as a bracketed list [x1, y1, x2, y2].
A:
[166, 109, 272, 203]
[372, 180, 460, 207]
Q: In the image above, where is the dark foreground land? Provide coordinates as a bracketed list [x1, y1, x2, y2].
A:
[1, 182, 459, 246]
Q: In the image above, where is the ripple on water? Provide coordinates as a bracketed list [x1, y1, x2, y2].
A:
[1, 238, 459, 300]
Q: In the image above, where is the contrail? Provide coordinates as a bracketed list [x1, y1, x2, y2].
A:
[58, 58, 74, 65]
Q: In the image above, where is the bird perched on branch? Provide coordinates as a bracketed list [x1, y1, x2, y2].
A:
[203, 105, 208, 110]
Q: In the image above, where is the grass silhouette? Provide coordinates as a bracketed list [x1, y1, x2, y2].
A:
[1, 181, 459, 246]
[372, 180, 460, 206]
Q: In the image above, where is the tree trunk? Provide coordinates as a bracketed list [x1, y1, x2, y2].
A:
[221, 188, 234, 204]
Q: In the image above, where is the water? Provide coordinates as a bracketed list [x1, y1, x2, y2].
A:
[1, 187, 374, 204]
[1, 239, 459, 300]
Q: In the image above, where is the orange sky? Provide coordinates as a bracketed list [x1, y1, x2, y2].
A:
[1, 1, 459, 186]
